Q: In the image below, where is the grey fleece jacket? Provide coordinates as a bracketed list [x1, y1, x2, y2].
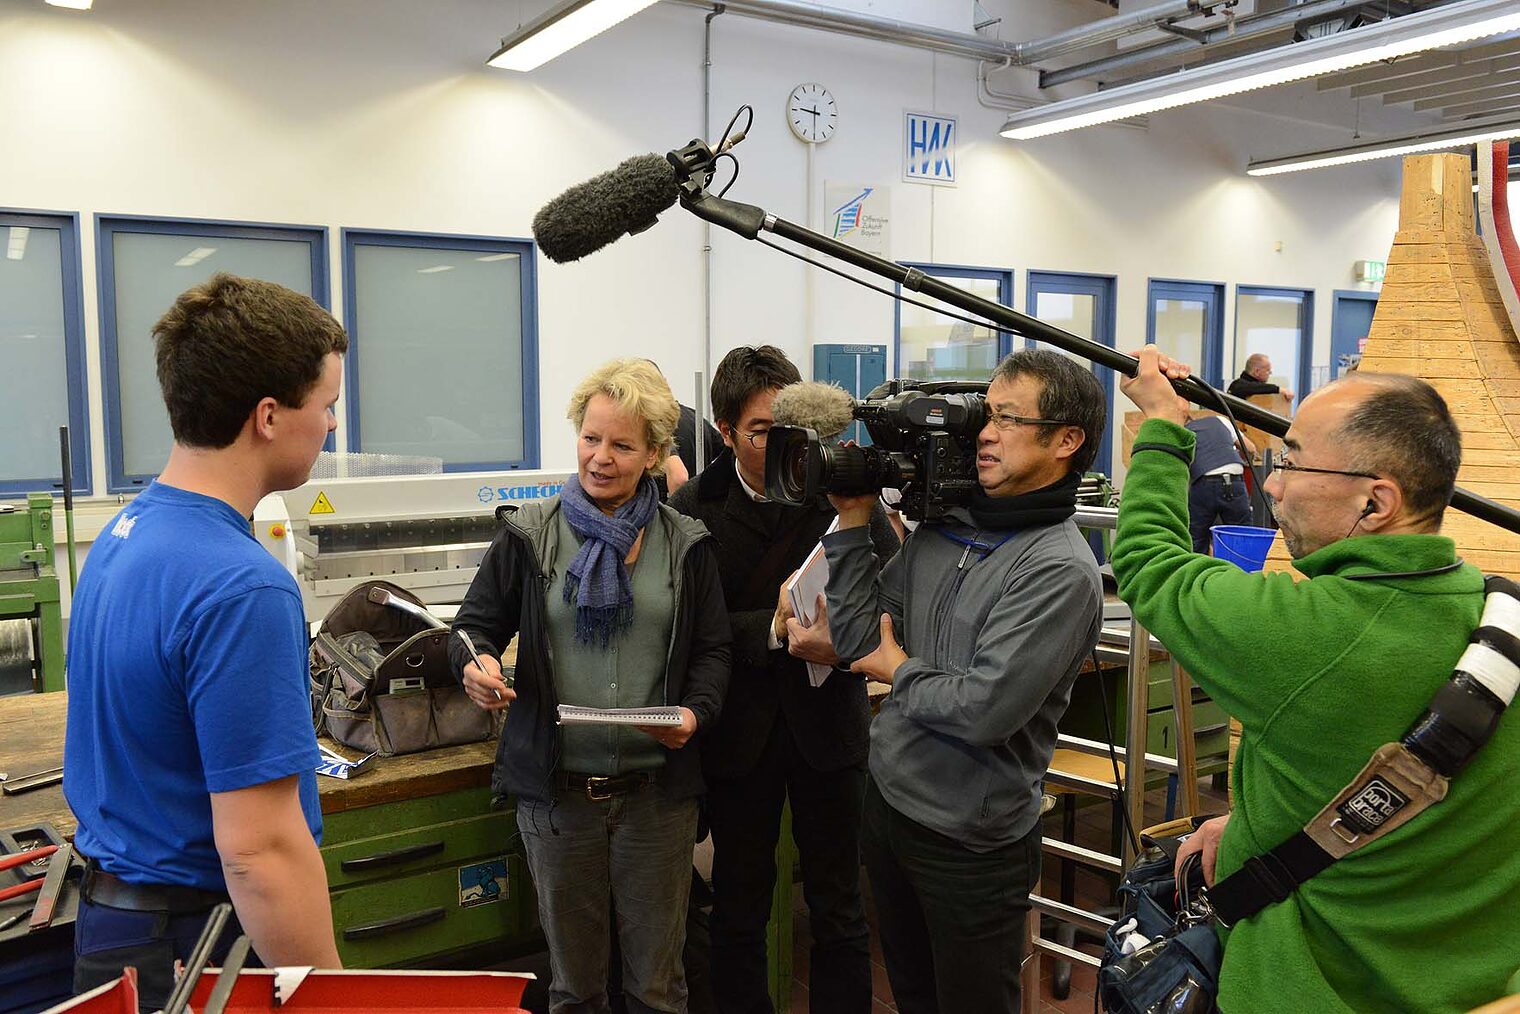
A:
[823, 516, 1101, 850]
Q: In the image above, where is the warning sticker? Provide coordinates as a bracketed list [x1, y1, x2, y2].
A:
[458, 858, 509, 908]
[309, 491, 335, 515]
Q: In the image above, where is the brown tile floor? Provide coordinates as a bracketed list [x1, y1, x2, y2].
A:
[788, 779, 1229, 1014]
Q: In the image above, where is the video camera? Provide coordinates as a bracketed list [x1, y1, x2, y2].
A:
[763, 380, 988, 523]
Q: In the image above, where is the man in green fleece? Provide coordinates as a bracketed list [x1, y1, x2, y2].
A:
[1112, 346, 1520, 1013]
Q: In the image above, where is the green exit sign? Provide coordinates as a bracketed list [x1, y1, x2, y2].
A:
[1354, 259, 1386, 283]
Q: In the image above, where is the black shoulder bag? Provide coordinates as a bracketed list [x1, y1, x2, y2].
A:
[1098, 574, 1520, 1014]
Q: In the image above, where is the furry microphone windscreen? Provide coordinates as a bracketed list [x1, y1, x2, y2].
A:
[771, 381, 856, 441]
[531, 154, 681, 264]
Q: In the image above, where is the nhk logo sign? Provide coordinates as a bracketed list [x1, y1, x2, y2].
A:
[478, 482, 564, 504]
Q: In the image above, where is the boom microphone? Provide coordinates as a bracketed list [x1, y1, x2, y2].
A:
[771, 381, 856, 441]
[532, 153, 680, 264]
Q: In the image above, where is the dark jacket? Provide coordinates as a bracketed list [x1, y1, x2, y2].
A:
[669, 449, 900, 778]
[1226, 371, 1283, 398]
[449, 496, 732, 803]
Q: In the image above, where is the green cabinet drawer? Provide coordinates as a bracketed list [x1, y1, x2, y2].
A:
[1146, 705, 1229, 763]
[331, 853, 530, 968]
[322, 789, 514, 890]
[323, 788, 497, 847]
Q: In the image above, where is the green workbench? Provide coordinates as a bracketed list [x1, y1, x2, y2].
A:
[0, 692, 540, 968]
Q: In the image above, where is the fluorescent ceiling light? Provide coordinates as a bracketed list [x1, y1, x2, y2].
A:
[1247, 115, 1520, 175]
[475, 253, 517, 262]
[44, 0, 93, 9]
[1001, 0, 1520, 140]
[174, 246, 217, 267]
[487, 0, 659, 72]
[417, 265, 455, 274]
[7, 227, 29, 261]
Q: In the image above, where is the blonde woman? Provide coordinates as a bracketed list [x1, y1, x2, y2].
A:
[451, 358, 731, 1014]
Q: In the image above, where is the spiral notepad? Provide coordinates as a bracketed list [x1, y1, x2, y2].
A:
[556, 704, 684, 727]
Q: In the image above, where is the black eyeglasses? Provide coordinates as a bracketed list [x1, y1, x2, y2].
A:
[989, 412, 1078, 431]
[740, 429, 769, 449]
[1270, 459, 1381, 481]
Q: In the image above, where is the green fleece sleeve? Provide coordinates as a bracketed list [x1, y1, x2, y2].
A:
[1111, 418, 1321, 730]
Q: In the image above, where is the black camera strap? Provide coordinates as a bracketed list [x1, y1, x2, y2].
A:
[1205, 573, 1520, 928]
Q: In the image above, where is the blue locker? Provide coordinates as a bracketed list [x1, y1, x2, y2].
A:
[812, 344, 886, 445]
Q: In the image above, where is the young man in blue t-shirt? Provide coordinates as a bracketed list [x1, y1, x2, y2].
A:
[65, 273, 346, 1007]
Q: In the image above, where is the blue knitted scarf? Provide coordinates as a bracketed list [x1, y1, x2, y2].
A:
[560, 473, 660, 647]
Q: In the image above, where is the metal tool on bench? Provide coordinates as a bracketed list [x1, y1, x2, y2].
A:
[27, 842, 72, 931]
[1, 766, 62, 795]
[162, 901, 234, 1014]
[0, 843, 59, 903]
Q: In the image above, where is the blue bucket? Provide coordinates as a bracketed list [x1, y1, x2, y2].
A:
[1211, 525, 1275, 572]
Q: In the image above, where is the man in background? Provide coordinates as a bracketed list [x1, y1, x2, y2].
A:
[1227, 352, 1295, 403]
[1182, 410, 1255, 553]
[65, 273, 344, 1008]
[642, 358, 722, 497]
[670, 345, 898, 1014]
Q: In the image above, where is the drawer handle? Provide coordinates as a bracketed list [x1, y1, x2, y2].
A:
[340, 840, 445, 873]
[343, 906, 446, 941]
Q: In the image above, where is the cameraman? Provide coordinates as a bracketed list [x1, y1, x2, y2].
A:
[802, 349, 1106, 1014]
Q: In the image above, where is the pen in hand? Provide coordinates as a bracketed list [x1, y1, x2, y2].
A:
[455, 628, 505, 702]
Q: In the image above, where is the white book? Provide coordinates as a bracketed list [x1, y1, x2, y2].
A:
[556, 704, 684, 727]
[785, 518, 841, 687]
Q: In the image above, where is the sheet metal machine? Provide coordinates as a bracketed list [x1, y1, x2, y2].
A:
[0, 494, 64, 695]
[255, 468, 571, 621]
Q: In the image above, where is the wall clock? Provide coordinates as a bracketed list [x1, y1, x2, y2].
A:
[787, 83, 838, 144]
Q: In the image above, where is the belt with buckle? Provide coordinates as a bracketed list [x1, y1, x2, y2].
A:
[558, 771, 652, 802]
[80, 859, 230, 915]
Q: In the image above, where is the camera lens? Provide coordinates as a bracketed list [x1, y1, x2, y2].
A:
[765, 426, 821, 505]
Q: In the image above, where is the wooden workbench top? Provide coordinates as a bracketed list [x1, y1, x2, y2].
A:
[0, 692, 498, 839]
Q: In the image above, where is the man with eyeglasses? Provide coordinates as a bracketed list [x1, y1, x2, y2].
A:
[670, 345, 898, 1014]
[801, 348, 1106, 1013]
[1112, 346, 1520, 1013]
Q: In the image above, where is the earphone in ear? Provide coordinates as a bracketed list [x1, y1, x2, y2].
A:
[1360, 501, 1376, 518]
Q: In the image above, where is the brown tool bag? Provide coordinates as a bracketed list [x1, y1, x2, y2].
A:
[309, 580, 500, 756]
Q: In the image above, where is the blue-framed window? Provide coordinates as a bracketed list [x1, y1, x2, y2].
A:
[1, 210, 90, 497]
[1147, 279, 1225, 388]
[342, 229, 539, 471]
[894, 263, 1014, 383]
[1234, 286, 1314, 403]
[96, 215, 329, 493]
[1025, 271, 1118, 478]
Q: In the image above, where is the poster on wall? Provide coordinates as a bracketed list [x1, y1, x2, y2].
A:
[824, 182, 891, 256]
[903, 111, 956, 186]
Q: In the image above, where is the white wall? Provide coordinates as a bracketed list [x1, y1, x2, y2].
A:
[1, 0, 1404, 502]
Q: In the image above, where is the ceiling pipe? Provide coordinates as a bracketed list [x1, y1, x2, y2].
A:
[666, 0, 1215, 66]
[666, 0, 1020, 60]
[1010, 0, 1220, 65]
[1041, 0, 1376, 87]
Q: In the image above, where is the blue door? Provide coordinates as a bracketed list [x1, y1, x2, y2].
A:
[1147, 280, 1225, 388]
[1330, 290, 1378, 381]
